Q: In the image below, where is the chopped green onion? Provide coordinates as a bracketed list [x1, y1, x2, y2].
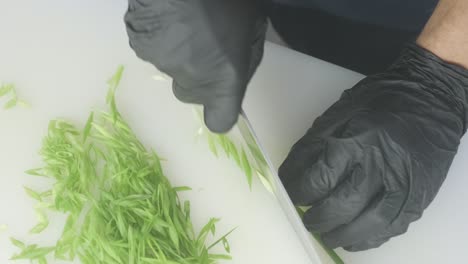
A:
[0, 224, 7, 234]
[0, 83, 29, 109]
[12, 66, 232, 263]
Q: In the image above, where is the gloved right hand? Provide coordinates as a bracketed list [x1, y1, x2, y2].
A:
[279, 44, 468, 251]
[125, 0, 267, 133]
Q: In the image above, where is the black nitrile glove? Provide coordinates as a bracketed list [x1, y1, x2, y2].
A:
[279, 44, 468, 251]
[124, 0, 267, 133]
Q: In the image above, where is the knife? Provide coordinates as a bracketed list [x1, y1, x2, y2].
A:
[236, 110, 326, 264]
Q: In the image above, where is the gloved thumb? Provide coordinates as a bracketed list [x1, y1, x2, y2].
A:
[203, 96, 242, 133]
[172, 79, 244, 133]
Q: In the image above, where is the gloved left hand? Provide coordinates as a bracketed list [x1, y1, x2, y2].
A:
[124, 0, 267, 133]
[279, 44, 468, 251]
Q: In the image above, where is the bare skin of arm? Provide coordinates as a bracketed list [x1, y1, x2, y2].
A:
[417, 0, 468, 68]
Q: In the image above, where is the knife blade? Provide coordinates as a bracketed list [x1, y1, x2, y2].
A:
[237, 110, 324, 264]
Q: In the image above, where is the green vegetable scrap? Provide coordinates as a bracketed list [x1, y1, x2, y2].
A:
[12, 66, 232, 264]
[0, 83, 29, 109]
[202, 130, 253, 188]
[195, 110, 273, 192]
[0, 224, 7, 234]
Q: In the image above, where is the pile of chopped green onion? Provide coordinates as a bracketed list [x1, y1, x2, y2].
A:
[11, 66, 232, 264]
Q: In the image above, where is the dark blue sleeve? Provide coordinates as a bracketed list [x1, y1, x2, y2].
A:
[271, 0, 438, 31]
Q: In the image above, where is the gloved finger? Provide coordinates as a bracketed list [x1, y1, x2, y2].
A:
[303, 150, 384, 233]
[128, 0, 156, 9]
[203, 95, 242, 133]
[279, 137, 323, 186]
[125, 0, 166, 33]
[279, 138, 359, 206]
[321, 190, 404, 249]
[172, 73, 244, 133]
[343, 236, 390, 252]
[125, 1, 185, 74]
[172, 81, 206, 105]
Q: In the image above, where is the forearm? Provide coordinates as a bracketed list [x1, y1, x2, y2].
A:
[417, 0, 468, 68]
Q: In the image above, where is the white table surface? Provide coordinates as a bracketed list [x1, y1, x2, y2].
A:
[1, 1, 467, 264]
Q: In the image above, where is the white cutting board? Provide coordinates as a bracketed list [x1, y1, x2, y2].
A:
[0, 1, 317, 263]
[245, 43, 468, 264]
[3, 1, 465, 264]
